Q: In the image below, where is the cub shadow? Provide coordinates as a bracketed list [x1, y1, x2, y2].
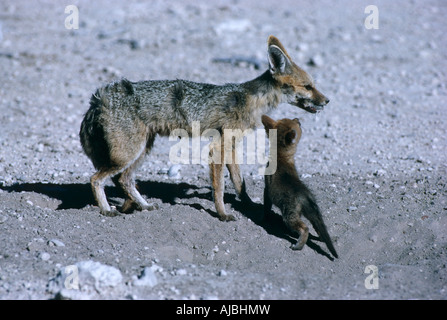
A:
[229, 196, 335, 261]
[1, 180, 333, 259]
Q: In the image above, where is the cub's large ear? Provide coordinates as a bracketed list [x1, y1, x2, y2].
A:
[268, 45, 291, 75]
[285, 129, 297, 145]
[261, 115, 276, 131]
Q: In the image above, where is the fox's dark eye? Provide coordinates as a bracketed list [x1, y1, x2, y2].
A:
[304, 85, 313, 91]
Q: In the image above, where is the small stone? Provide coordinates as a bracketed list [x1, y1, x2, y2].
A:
[218, 270, 227, 277]
[40, 252, 51, 261]
[307, 54, 324, 67]
[48, 239, 65, 247]
[374, 169, 387, 176]
[168, 164, 182, 178]
[176, 269, 187, 276]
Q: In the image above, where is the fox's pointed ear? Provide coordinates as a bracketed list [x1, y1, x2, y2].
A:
[268, 36, 292, 60]
[285, 129, 297, 145]
[261, 115, 276, 131]
[268, 45, 291, 75]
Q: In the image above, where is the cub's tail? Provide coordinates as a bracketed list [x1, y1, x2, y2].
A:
[303, 195, 338, 259]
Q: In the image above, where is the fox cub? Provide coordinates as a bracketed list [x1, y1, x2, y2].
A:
[262, 115, 338, 258]
[80, 36, 329, 220]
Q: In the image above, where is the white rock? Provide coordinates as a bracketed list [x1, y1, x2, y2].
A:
[168, 164, 182, 178]
[176, 269, 187, 276]
[47, 260, 123, 299]
[48, 239, 65, 247]
[218, 270, 227, 277]
[40, 252, 51, 261]
[133, 267, 158, 287]
[77, 260, 122, 287]
[0, 215, 7, 224]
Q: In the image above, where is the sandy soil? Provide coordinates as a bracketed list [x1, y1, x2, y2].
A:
[0, 0, 446, 300]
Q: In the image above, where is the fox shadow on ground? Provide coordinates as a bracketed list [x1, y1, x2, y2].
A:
[1, 180, 334, 260]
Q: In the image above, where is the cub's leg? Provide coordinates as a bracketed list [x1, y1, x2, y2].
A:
[284, 209, 309, 250]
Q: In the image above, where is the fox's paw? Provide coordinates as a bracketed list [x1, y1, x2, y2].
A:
[219, 214, 236, 222]
[290, 242, 305, 251]
[129, 202, 160, 212]
[100, 208, 121, 217]
[142, 202, 159, 211]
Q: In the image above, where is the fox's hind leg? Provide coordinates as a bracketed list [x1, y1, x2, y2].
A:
[112, 134, 159, 213]
[226, 163, 253, 205]
[91, 167, 122, 217]
[209, 139, 236, 221]
[226, 142, 253, 205]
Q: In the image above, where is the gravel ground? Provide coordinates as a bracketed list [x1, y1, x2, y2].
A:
[0, 0, 446, 300]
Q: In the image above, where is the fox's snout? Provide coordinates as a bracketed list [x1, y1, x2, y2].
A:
[312, 88, 330, 106]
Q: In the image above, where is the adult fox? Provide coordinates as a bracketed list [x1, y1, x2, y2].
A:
[80, 36, 329, 220]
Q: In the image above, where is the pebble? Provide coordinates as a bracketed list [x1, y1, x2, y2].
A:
[176, 269, 187, 276]
[0, 215, 7, 224]
[39, 252, 51, 261]
[48, 239, 65, 247]
[307, 54, 324, 67]
[218, 270, 227, 277]
[168, 164, 182, 178]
